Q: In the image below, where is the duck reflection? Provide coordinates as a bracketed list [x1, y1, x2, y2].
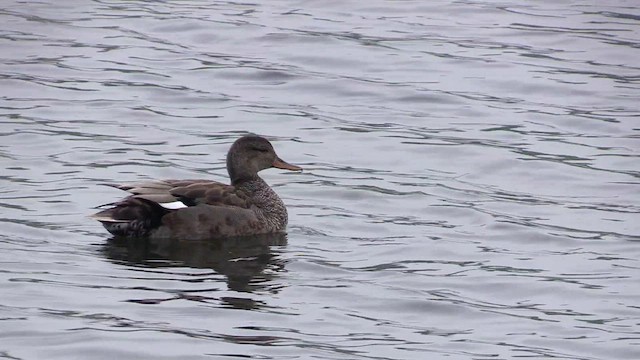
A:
[102, 233, 288, 298]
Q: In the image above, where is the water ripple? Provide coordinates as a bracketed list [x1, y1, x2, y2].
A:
[1, 1, 639, 359]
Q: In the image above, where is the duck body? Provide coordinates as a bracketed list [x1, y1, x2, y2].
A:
[92, 136, 301, 240]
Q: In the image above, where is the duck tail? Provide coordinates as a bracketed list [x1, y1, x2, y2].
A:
[91, 197, 168, 238]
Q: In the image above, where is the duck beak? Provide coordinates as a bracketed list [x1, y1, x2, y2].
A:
[273, 157, 302, 171]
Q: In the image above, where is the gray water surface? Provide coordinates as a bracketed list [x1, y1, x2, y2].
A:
[1, 1, 639, 359]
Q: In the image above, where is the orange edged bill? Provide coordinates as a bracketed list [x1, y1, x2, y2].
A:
[273, 157, 302, 171]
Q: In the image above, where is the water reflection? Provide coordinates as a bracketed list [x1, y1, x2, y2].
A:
[102, 233, 288, 298]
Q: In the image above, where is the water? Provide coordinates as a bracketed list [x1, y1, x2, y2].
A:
[1, 1, 639, 359]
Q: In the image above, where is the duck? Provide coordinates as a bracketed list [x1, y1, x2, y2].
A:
[92, 135, 302, 240]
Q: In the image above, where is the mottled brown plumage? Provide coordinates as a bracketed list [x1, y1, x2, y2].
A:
[92, 135, 301, 240]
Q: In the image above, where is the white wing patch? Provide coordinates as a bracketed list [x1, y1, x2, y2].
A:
[159, 201, 188, 210]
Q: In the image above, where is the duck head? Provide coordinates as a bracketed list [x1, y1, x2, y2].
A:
[226, 135, 301, 184]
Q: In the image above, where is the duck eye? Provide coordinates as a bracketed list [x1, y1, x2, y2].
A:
[252, 147, 269, 153]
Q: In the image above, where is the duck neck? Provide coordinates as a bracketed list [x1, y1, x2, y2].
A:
[232, 176, 265, 191]
[234, 177, 277, 205]
[234, 177, 288, 230]
[230, 174, 260, 187]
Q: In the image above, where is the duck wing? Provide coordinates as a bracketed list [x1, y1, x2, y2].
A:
[168, 181, 253, 208]
[101, 180, 253, 209]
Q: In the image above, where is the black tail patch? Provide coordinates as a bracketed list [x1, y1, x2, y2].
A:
[92, 197, 169, 238]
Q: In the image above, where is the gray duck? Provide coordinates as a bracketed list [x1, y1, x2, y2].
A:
[92, 135, 301, 240]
